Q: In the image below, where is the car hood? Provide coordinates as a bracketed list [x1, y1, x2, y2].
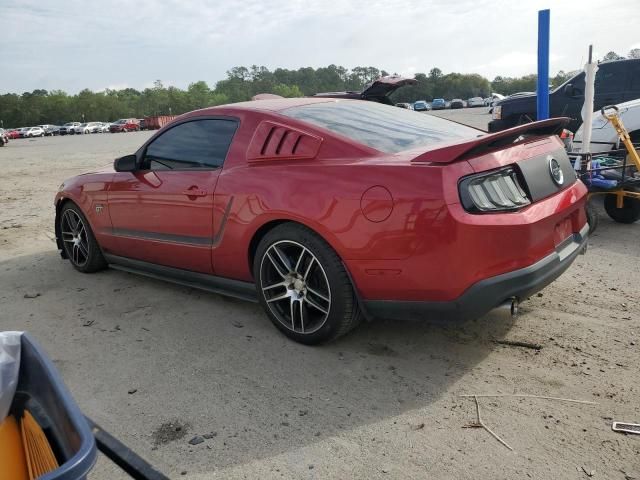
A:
[361, 75, 417, 99]
[495, 92, 536, 107]
[78, 164, 115, 176]
[312, 75, 417, 100]
[575, 97, 640, 136]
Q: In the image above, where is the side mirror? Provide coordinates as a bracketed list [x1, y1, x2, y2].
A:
[114, 154, 137, 172]
[563, 84, 574, 96]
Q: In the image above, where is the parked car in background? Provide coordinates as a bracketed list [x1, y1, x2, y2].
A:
[138, 119, 147, 130]
[312, 75, 418, 104]
[467, 97, 485, 108]
[450, 99, 464, 109]
[39, 124, 56, 135]
[21, 126, 45, 137]
[87, 122, 104, 134]
[109, 118, 140, 133]
[74, 123, 89, 134]
[431, 98, 446, 110]
[484, 93, 505, 106]
[43, 125, 60, 136]
[55, 98, 587, 344]
[413, 100, 430, 111]
[59, 122, 81, 135]
[98, 122, 111, 133]
[573, 98, 640, 153]
[490, 58, 640, 132]
[395, 103, 412, 109]
[6, 129, 21, 139]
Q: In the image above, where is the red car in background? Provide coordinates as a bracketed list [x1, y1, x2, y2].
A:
[109, 118, 140, 133]
[7, 129, 21, 139]
[54, 99, 588, 344]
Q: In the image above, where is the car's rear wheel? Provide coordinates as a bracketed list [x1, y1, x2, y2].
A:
[59, 203, 107, 273]
[604, 188, 640, 224]
[254, 223, 361, 344]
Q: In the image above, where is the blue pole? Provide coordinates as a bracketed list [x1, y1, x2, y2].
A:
[537, 9, 550, 120]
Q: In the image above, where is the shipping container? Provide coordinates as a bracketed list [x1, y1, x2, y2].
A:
[143, 115, 178, 130]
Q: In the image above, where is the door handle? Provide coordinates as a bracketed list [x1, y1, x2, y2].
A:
[181, 188, 207, 197]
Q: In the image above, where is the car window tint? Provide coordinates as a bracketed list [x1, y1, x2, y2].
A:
[144, 119, 238, 170]
[281, 101, 477, 153]
[595, 66, 627, 93]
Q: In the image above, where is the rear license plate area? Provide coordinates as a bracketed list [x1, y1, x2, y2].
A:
[553, 217, 573, 248]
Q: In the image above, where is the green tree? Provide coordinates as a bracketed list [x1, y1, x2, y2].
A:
[628, 48, 640, 59]
[602, 51, 623, 61]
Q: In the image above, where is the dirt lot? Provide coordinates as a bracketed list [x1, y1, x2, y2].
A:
[1, 120, 639, 479]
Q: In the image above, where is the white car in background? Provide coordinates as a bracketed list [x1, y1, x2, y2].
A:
[484, 93, 505, 106]
[467, 97, 485, 108]
[573, 98, 640, 153]
[98, 122, 111, 133]
[74, 122, 103, 134]
[21, 126, 45, 138]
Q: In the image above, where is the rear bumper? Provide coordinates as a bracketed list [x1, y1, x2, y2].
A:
[362, 222, 588, 323]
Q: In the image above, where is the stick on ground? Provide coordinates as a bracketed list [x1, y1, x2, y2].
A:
[494, 339, 542, 350]
[459, 394, 598, 405]
[462, 395, 513, 451]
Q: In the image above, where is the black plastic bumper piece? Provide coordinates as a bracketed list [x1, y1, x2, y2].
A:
[363, 223, 589, 323]
[487, 118, 512, 132]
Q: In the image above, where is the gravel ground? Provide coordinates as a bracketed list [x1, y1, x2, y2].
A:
[0, 120, 638, 480]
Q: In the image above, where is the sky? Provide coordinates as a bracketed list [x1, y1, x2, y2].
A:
[1, 0, 639, 94]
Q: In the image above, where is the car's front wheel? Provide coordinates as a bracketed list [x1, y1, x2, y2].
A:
[254, 223, 361, 344]
[59, 203, 107, 273]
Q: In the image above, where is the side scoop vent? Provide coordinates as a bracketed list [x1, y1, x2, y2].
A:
[247, 121, 323, 162]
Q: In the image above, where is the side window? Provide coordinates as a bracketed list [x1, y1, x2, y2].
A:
[143, 119, 238, 170]
[595, 66, 627, 93]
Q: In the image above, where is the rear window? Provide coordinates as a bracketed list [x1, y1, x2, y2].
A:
[281, 101, 477, 153]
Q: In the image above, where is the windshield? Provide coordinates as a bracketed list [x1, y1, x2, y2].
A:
[281, 100, 477, 154]
[551, 72, 584, 94]
[115, 119, 126, 124]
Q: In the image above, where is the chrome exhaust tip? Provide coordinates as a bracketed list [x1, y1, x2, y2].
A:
[497, 297, 519, 317]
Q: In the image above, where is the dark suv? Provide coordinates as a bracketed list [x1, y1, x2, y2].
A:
[489, 58, 640, 132]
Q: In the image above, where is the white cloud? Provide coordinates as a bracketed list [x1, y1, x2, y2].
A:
[1, 0, 639, 93]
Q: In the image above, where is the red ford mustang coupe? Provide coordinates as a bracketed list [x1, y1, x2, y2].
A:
[55, 98, 588, 344]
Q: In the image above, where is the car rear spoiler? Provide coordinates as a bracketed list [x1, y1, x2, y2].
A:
[411, 117, 570, 164]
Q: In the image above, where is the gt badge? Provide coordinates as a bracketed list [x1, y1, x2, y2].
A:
[95, 204, 104, 213]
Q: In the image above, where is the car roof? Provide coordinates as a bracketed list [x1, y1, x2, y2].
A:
[196, 97, 343, 114]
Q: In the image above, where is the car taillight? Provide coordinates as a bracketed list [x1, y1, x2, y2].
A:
[492, 105, 502, 120]
[459, 167, 530, 213]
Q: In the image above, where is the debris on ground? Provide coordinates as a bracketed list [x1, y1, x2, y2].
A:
[494, 339, 542, 350]
[23, 292, 41, 299]
[462, 395, 513, 451]
[151, 421, 189, 446]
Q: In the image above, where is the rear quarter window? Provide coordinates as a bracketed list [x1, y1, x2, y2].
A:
[280, 101, 478, 153]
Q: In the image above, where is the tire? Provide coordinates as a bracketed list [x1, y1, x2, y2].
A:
[604, 188, 640, 224]
[58, 202, 107, 273]
[253, 223, 361, 344]
[586, 202, 598, 234]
